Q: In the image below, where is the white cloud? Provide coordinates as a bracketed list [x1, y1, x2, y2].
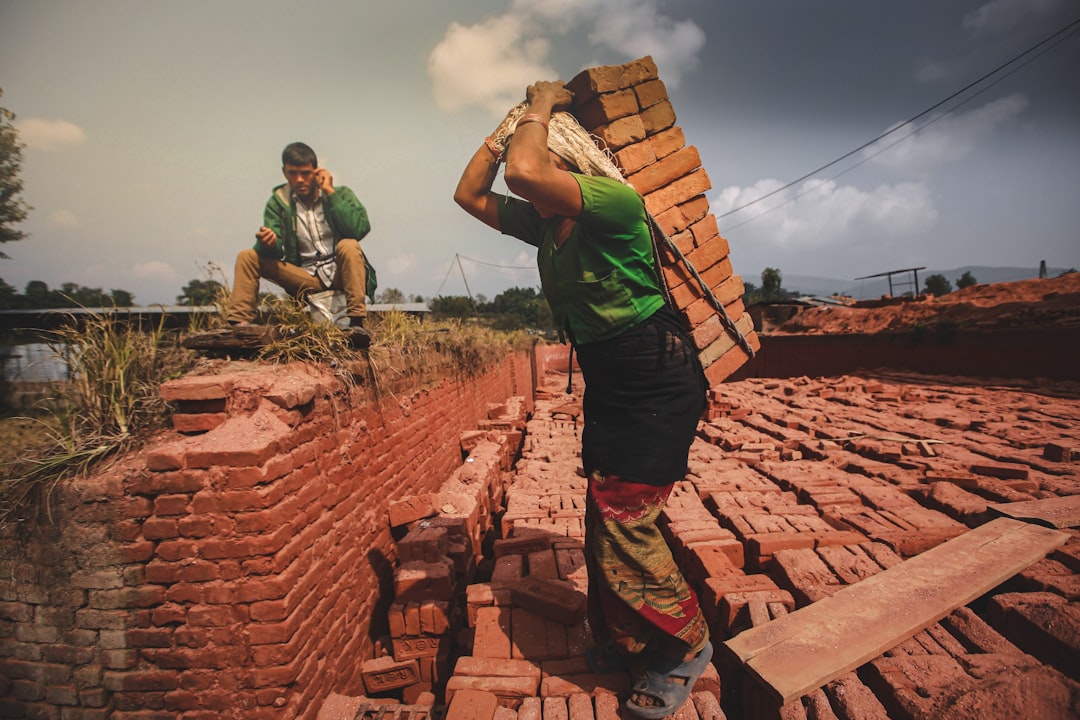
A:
[132, 261, 175, 280]
[47, 209, 79, 229]
[15, 117, 86, 152]
[714, 178, 938, 251]
[429, 16, 556, 116]
[428, 0, 705, 116]
[385, 252, 418, 276]
[962, 0, 1065, 37]
[582, 0, 704, 87]
[866, 93, 1029, 175]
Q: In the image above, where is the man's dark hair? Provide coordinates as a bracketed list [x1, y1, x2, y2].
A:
[282, 142, 318, 168]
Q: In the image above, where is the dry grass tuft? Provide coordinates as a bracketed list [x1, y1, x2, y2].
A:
[1, 312, 197, 528]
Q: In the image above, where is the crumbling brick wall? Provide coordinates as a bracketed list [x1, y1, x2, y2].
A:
[0, 350, 534, 719]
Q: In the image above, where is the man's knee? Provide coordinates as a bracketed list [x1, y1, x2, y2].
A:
[336, 239, 363, 260]
[236, 247, 260, 267]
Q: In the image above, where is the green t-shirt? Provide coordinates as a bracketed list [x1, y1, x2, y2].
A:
[497, 174, 665, 345]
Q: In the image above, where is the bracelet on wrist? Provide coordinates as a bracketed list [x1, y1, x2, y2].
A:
[517, 113, 549, 132]
[484, 136, 504, 162]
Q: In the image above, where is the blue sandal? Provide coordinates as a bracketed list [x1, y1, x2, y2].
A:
[624, 641, 713, 719]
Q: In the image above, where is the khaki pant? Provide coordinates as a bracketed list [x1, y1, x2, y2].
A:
[227, 239, 367, 323]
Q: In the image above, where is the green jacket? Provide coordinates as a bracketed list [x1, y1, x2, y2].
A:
[497, 174, 664, 345]
[254, 183, 377, 300]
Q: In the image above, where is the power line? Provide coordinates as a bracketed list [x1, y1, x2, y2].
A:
[432, 253, 538, 299]
[721, 20, 1080, 234]
[718, 16, 1080, 222]
[455, 254, 535, 270]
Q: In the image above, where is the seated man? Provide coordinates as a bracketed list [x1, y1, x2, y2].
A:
[227, 141, 376, 328]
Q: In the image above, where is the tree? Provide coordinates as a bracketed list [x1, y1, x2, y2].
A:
[110, 288, 135, 307]
[376, 287, 405, 304]
[761, 267, 783, 301]
[741, 280, 763, 307]
[923, 274, 952, 296]
[956, 271, 977, 289]
[0, 277, 15, 309]
[177, 278, 225, 306]
[430, 295, 475, 318]
[0, 90, 32, 258]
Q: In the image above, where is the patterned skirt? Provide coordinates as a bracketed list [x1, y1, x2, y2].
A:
[585, 471, 709, 656]
[575, 306, 709, 655]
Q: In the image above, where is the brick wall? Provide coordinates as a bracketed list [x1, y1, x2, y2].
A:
[0, 350, 535, 719]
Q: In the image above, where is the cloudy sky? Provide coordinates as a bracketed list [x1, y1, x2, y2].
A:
[1, 0, 1077, 305]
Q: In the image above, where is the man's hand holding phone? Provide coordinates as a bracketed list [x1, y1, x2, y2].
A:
[314, 168, 334, 196]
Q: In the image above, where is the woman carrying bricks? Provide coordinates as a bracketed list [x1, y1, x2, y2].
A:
[454, 79, 711, 719]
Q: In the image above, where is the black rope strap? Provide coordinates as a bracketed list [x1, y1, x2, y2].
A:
[647, 212, 757, 359]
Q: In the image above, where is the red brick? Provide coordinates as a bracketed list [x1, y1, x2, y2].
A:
[398, 525, 450, 563]
[614, 141, 657, 175]
[420, 601, 451, 635]
[670, 236, 731, 283]
[594, 693, 621, 720]
[644, 167, 711, 215]
[527, 549, 559, 580]
[653, 204, 689, 237]
[447, 688, 499, 720]
[494, 535, 552, 558]
[576, 88, 640, 127]
[1043, 442, 1075, 462]
[970, 463, 1029, 480]
[683, 275, 747, 327]
[641, 100, 676, 134]
[405, 602, 422, 636]
[172, 413, 227, 434]
[510, 577, 586, 626]
[454, 655, 542, 680]
[393, 559, 455, 603]
[567, 64, 627, 102]
[704, 337, 758, 387]
[473, 607, 512, 659]
[141, 518, 178, 541]
[718, 589, 795, 633]
[593, 115, 646, 151]
[696, 311, 754, 367]
[648, 125, 686, 161]
[361, 656, 420, 693]
[634, 78, 669, 109]
[627, 146, 702, 195]
[540, 673, 632, 698]
[511, 607, 549, 661]
[392, 635, 448, 661]
[621, 56, 659, 86]
[444, 676, 539, 707]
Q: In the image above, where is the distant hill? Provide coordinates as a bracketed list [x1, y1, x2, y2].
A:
[780, 266, 1073, 300]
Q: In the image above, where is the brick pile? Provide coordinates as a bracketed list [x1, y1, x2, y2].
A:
[330, 369, 1078, 719]
[367, 401, 530, 701]
[564, 56, 761, 386]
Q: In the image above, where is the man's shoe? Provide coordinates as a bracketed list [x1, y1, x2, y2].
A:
[347, 326, 371, 349]
[348, 316, 365, 329]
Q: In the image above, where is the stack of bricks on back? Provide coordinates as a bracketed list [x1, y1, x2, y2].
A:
[565, 55, 762, 386]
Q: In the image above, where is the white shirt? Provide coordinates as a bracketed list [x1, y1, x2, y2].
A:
[295, 193, 336, 288]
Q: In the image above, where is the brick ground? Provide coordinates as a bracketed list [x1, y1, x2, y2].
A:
[334, 367, 1078, 719]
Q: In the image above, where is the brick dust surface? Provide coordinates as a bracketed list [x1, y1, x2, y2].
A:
[777, 272, 1080, 335]
[446, 366, 1080, 719]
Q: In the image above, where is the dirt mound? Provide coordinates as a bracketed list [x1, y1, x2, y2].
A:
[777, 273, 1080, 335]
